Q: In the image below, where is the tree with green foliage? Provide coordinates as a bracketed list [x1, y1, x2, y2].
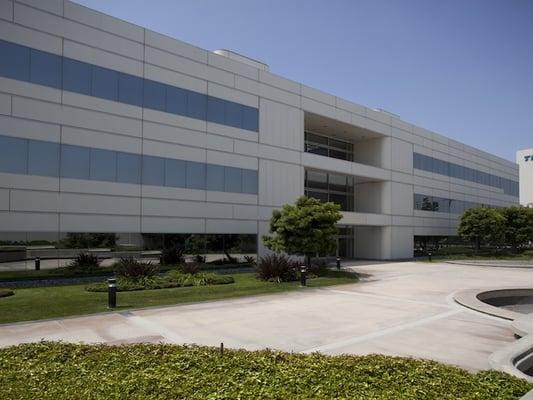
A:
[499, 207, 533, 253]
[262, 196, 342, 266]
[458, 207, 505, 251]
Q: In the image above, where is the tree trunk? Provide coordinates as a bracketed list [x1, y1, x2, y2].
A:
[475, 237, 481, 253]
[224, 249, 238, 264]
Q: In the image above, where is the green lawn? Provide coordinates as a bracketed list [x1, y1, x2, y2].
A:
[0, 271, 357, 324]
[1, 342, 530, 400]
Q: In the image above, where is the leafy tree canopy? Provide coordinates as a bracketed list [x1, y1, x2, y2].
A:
[262, 196, 342, 261]
[499, 207, 533, 252]
[458, 208, 505, 250]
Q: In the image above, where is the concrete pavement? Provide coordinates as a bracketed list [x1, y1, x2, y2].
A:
[1, 261, 530, 371]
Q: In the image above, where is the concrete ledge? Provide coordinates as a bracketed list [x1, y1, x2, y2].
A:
[453, 288, 524, 320]
[454, 288, 533, 384]
[446, 260, 533, 269]
[489, 334, 533, 383]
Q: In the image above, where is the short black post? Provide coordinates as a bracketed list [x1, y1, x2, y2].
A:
[108, 278, 117, 309]
[34, 257, 40, 271]
[428, 252, 432, 262]
[300, 265, 307, 287]
[336, 256, 341, 270]
[220, 342, 224, 357]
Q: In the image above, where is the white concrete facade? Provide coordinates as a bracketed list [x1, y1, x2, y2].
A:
[0, 0, 520, 260]
[517, 148, 533, 207]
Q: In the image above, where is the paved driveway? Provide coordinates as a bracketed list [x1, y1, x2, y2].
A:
[0, 261, 529, 371]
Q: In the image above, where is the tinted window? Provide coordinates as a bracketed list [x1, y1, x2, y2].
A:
[164, 158, 186, 188]
[166, 86, 187, 116]
[30, 49, 62, 89]
[242, 169, 258, 194]
[206, 164, 225, 191]
[224, 167, 242, 193]
[207, 96, 225, 124]
[142, 155, 164, 186]
[117, 152, 141, 184]
[63, 58, 91, 95]
[28, 140, 59, 177]
[119, 73, 143, 107]
[187, 91, 207, 120]
[186, 161, 205, 190]
[0, 40, 30, 81]
[0, 135, 27, 174]
[90, 148, 117, 182]
[92, 66, 118, 101]
[61, 144, 90, 179]
[242, 106, 259, 131]
[225, 101, 242, 128]
[143, 79, 166, 111]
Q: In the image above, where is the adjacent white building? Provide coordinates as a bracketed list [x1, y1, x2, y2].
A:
[517, 148, 533, 207]
[0, 0, 520, 266]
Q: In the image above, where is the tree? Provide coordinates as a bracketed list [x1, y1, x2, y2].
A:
[499, 207, 533, 253]
[458, 207, 505, 252]
[262, 196, 342, 266]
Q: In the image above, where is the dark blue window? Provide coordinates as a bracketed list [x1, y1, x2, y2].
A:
[117, 152, 141, 184]
[90, 148, 117, 182]
[225, 101, 242, 128]
[206, 164, 225, 191]
[119, 73, 143, 107]
[30, 49, 62, 89]
[142, 155, 164, 186]
[187, 91, 207, 120]
[164, 158, 186, 188]
[166, 86, 187, 116]
[0, 135, 28, 174]
[242, 169, 258, 194]
[92, 66, 118, 101]
[63, 58, 91, 95]
[0, 40, 30, 81]
[28, 140, 59, 177]
[143, 79, 166, 111]
[207, 96, 225, 124]
[61, 144, 90, 180]
[242, 106, 259, 131]
[186, 161, 205, 190]
[224, 167, 242, 193]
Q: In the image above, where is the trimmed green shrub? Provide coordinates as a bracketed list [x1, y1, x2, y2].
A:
[55, 252, 102, 276]
[85, 271, 234, 292]
[0, 342, 531, 400]
[114, 257, 159, 279]
[0, 289, 14, 298]
[256, 254, 299, 282]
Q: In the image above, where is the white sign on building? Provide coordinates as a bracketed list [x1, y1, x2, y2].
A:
[517, 148, 533, 207]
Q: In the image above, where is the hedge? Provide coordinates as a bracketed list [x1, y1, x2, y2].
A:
[0, 342, 530, 399]
[85, 272, 234, 292]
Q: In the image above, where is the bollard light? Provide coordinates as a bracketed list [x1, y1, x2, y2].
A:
[428, 252, 432, 262]
[34, 257, 40, 271]
[300, 265, 307, 287]
[108, 278, 117, 309]
[336, 256, 341, 270]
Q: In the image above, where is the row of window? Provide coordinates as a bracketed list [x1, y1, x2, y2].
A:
[304, 131, 354, 162]
[0, 39, 259, 132]
[414, 193, 500, 214]
[413, 152, 519, 196]
[0, 232, 258, 268]
[0, 134, 258, 194]
[304, 170, 354, 211]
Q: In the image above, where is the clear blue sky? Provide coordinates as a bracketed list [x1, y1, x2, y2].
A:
[75, 0, 532, 162]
